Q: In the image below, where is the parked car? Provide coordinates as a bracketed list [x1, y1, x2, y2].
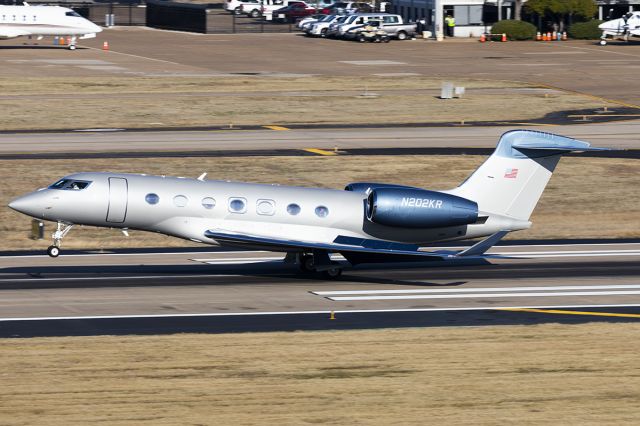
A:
[273, 2, 319, 23]
[344, 14, 416, 40]
[321, 2, 372, 15]
[306, 14, 345, 36]
[297, 13, 329, 30]
[225, 0, 261, 15]
[248, 0, 306, 20]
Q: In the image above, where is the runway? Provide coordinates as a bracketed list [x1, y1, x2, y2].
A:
[1, 241, 639, 337]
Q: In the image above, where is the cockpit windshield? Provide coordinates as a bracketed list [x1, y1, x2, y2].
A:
[65, 11, 82, 17]
[49, 179, 91, 190]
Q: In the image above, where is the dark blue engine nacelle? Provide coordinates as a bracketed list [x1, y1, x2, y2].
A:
[366, 188, 479, 229]
[345, 182, 420, 193]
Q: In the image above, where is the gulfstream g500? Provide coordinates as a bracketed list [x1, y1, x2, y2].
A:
[8, 130, 608, 278]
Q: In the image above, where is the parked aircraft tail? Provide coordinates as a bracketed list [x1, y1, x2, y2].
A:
[448, 130, 608, 221]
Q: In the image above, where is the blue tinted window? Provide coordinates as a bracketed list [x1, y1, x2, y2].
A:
[145, 193, 159, 205]
[315, 206, 329, 218]
[287, 203, 301, 215]
[229, 198, 246, 213]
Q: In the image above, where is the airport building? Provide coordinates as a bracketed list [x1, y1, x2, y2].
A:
[390, 0, 640, 37]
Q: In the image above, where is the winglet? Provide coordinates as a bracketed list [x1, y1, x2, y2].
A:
[456, 231, 509, 257]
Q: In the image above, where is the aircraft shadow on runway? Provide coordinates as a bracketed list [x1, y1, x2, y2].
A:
[1, 258, 637, 290]
[0, 45, 87, 50]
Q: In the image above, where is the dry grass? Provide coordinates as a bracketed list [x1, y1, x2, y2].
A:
[1, 323, 640, 425]
[0, 76, 611, 130]
[1, 155, 638, 250]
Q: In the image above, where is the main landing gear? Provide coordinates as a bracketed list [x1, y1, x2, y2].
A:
[296, 252, 343, 279]
[47, 222, 74, 258]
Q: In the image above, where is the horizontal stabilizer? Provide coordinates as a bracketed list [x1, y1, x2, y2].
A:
[496, 130, 612, 159]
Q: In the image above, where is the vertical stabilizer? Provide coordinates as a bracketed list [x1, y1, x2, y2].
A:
[448, 130, 607, 221]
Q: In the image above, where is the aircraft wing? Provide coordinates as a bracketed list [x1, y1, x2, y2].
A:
[0, 29, 31, 39]
[204, 229, 508, 264]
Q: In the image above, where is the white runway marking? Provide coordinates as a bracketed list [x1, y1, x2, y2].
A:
[1, 303, 640, 322]
[0, 274, 240, 283]
[326, 290, 640, 302]
[312, 284, 640, 296]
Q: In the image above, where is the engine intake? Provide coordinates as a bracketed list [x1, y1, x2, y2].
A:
[366, 188, 478, 229]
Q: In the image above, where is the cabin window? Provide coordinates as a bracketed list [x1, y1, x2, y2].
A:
[201, 197, 216, 209]
[315, 206, 329, 218]
[22, 15, 26, 21]
[65, 11, 82, 17]
[145, 193, 160, 205]
[228, 197, 247, 213]
[286, 203, 301, 216]
[173, 195, 188, 207]
[12, 15, 16, 21]
[256, 199, 275, 216]
[33, 15, 36, 22]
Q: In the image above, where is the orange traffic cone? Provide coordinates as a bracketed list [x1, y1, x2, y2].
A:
[59, 36, 65, 45]
[102, 41, 109, 51]
[501, 33, 507, 42]
[480, 33, 486, 43]
[562, 31, 567, 40]
[552, 31, 557, 40]
[536, 32, 541, 41]
[546, 32, 551, 41]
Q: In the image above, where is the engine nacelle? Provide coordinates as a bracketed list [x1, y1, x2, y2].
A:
[344, 182, 419, 193]
[366, 188, 478, 229]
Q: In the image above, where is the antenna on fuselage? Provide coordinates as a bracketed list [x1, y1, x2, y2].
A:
[23, 2, 30, 6]
[197, 173, 207, 181]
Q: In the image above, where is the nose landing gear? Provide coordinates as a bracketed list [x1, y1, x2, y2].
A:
[47, 222, 74, 258]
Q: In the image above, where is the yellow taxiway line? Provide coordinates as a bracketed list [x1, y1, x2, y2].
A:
[303, 148, 338, 156]
[500, 308, 640, 319]
[263, 125, 290, 131]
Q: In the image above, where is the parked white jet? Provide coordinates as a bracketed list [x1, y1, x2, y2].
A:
[0, 3, 102, 50]
[9, 130, 608, 278]
[599, 11, 640, 45]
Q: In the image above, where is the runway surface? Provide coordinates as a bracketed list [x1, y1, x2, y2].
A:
[1, 241, 639, 337]
[0, 121, 639, 156]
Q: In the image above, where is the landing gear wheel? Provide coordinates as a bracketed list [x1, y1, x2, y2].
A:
[47, 246, 60, 258]
[69, 44, 76, 50]
[299, 254, 315, 272]
[321, 267, 342, 280]
[600, 39, 607, 46]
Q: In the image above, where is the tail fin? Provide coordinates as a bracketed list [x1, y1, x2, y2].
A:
[448, 130, 609, 221]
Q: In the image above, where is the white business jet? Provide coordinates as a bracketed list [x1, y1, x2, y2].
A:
[9, 130, 608, 278]
[0, 3, 102, 50]
[599, 11, 640, 45]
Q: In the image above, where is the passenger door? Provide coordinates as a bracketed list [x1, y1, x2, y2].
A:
[106, 177, 128, 223]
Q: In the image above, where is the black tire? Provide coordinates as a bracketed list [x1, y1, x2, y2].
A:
[299, 254, 315, 272]
[397, 31, 407, 40]
[358, 34, 366, 42]
[320, 28, 328, 37]
[321, 267, 342, 280]
[382, 36, 390, 43]
[47, 245, 60, 258]
[233, 6, 242, 15]
[374, 35, 381, 43]
[249, 9, 261, 18]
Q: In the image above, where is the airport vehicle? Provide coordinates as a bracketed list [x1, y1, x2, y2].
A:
[348, 20, 390, 42]
[334, 13, 390, 38]
[0, 4, 102, 50]
[598, 12, 640, 45]
[9, 130, 608, 279]
[344, 15, 415, 40]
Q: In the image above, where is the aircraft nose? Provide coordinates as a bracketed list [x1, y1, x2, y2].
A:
[8, 192, 46, 217]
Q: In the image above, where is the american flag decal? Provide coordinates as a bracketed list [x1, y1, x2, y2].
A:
[504, 168, 518, 179]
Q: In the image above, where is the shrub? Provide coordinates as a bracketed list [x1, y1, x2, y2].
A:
[568, 20, 604, 39]
[491, 20, 537, 40]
